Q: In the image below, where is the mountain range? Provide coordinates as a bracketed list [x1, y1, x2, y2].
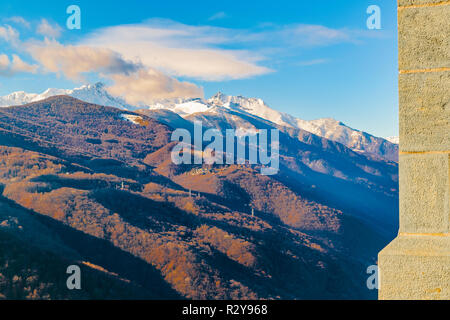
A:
[0, 87, 399, 299]
[0, 83, 399, 163]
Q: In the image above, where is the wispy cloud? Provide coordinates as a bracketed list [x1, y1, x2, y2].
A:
[4, 16, 30, 29]
[37, 19, 62, 39]
[0, 25, 20, 45]
[296, 58, 330, 67]
[226, 24, 354, 48]
[276, 24, 351, 47]
[208, 12, 227, 21]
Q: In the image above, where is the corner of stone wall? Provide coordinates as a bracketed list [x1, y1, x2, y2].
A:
[378, 0, 450, 300]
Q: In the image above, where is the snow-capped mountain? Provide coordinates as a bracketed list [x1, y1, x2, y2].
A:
[291, 118, 399, 162]
[0, 83, 398, 162]
[0, 89, 66, 107]
[208, 92, 300, 128]
[147, 92, 399, 162]
[0, 83, 131, 110]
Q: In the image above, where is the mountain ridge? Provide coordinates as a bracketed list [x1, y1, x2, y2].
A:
[0, 83, 398, 163]
[0, 83, 132, 110]
[148, 92, 399, 162]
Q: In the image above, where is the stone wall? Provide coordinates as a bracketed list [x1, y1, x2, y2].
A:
[378, 0, 450, 299]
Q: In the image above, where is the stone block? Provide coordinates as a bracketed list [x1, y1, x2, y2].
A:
[379, 234, 450, 300]
[399, 71, 450, 151]
[399, 153, 450, 233]
[399, 0, 450, 6]
[398, 5, 450, 70]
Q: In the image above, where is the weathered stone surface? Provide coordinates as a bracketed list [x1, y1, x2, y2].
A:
[380, 1, 450, 301]
[399, 0, 450, 6]
[398, 5, 450, 70]
[379, 235, 450, 300]
[399, 71, 450, 152]
[399, 153, 450, 233]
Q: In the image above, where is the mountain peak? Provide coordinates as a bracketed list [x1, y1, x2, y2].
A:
[77, 82, 106, 91]
[212, 91, 223, 97]
[93, 82, 105, 88]
[0, 82, 132, 110]
[209, 91, 229, 105]
[211, 91, 226, 98]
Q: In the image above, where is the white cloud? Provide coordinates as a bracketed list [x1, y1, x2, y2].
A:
[107, 69, 203, 105]
[1, 18, 361, 103]
[80, 20, 358, 81]
[25, 39, 203, 104]
[82, 20, 273, 81]
[11, 54, 39, 73]
[26, 39, 140, 80]
[0, 54, 38, 76]
[37, 19, 62, 39]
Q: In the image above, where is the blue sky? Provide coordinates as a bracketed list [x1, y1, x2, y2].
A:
[0, 0, 398, 137]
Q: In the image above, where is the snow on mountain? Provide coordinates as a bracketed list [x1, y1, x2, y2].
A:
[0, 83, 398, 162]
[121, 114, 144, 125]
[147, 92, 398, 162]
[208, 92, 299, 128]
[0, 90, 58, 107]
[209, 93, 398, 162]
[0, 83, 131, 110]
[70, 83, 132, 110]
[292, 118, 399, 162]
[151, 98, 213, 116]
[386, 136, 399, 144]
